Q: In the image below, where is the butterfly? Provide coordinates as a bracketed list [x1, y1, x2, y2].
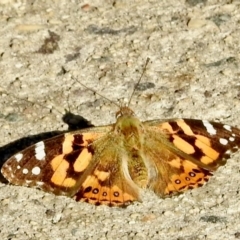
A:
[1, 59, 240, 207]
[1, 104, 240, 207]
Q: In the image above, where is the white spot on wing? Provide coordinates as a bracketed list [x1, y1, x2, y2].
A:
[36, 181, 44, 186]
[32, 166, 41, 175]
[35, 141, 46, 161]
[15, 153, 23, 162]
[229, 137, 235, 142]
[225, 150, 232, 155]
[219, 138, 228, 145]
[17, 165, 21, 169]
[223, 125, 232, 132]
[22, 168, 28, 174]
[203, 120, 217, 135]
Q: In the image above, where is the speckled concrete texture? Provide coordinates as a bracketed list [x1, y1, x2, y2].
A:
[0, 0, 240, 239]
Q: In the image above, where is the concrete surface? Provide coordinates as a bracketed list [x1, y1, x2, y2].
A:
[0, 0, 240, 239]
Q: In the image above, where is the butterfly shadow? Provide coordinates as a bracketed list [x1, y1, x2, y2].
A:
[0, 111, 94, 183]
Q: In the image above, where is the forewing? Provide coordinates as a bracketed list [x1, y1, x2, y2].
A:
[1, 126, 110, 197]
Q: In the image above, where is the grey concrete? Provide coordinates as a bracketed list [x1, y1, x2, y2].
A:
[0, 0, 240, 239]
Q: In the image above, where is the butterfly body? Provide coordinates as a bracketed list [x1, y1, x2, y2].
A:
[2, 106, 240, 207]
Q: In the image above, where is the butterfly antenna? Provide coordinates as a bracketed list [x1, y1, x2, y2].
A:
[127, 58, 150, 107]
[0, 89, 63, 115]
[73, 77, 120, 109]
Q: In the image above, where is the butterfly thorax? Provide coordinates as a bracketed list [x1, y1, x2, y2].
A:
[113, 107, 145, 149]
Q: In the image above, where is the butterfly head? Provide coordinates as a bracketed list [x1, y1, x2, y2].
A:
[114, 106, 144, 144]
[115, 106, 135, 118]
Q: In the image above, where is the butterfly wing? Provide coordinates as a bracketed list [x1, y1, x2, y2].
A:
[1, 125, 140, 207]
[73, 136, 141, 207]
[2, 115, 240, 206]
[142, 119, 240, 196]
